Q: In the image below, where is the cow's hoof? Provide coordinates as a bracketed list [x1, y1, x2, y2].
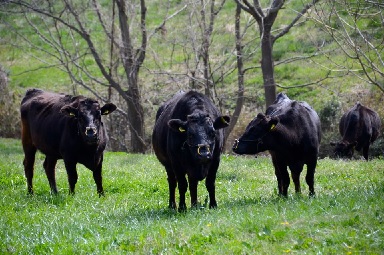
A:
[178, 204, 187, 213]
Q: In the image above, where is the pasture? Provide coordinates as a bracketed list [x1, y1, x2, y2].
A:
[1, 138, 383, 254]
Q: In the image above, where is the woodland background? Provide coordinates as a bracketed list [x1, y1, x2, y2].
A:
[0, 0, 383, 157]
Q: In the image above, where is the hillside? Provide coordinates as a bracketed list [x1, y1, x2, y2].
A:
[0, 0, 383, 156]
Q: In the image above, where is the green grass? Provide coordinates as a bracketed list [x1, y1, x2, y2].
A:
[1, 138, 383, 254]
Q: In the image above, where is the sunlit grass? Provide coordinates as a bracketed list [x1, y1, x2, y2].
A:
[1, 138, 383, 254]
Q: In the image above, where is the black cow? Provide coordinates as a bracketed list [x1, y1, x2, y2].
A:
[152, 91, 230, 211]
[330, 102, 381, 160]
[20, 89, 116, 195]
[233, 93, 321, 197]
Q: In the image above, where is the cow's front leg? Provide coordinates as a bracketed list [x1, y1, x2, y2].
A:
[188, 176, 198, 208]
[275, 166, 289, 197]
[206, 160, 219, 208]
[64, 160, 78, 195]
[92, 163, 104, 196]
[165, 166, 177, 209]
[176, 173, 188, 212]
[272, 157, 289, 197]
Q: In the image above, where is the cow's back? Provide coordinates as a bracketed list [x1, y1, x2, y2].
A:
[340, 103, 381, 144]
[20, 89, 76, 156]
[267, 94, 321, 158]
[152, 93, 184, 165]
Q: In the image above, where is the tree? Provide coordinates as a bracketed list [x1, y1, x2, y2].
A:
[175, 0, 229, 101]
[224, 3, 245, 141]
[234, 0, 320, 107]
[3, 0, 148, 152]
[147, 0, 245, 143]
[312, 0, 384, 93]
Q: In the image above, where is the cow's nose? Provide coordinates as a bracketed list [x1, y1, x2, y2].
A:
[197, 144, 211, 158]
[232, 139, 239, 151]
[85, 126, 97, 136]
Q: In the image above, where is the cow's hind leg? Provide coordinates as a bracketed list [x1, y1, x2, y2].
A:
[362, 144, 370, 161]
[64, 160, 78, 195]
[289, 163, 304, 194]
[305, 159, 317, 197]
[23, 145, 37, 195]
[43, 156, 58, 194]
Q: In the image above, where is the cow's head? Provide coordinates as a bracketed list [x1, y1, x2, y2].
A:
[60, 98, 116, 144]
[233, 113, 278, 155]
[168, 112, 230, 164]
[330, 141, 357, 159]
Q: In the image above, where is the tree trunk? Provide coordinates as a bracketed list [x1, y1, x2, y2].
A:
[225, 4, 244, 142]
[126, 81, 145, 153]
[260, 27, 276, 108]
[116, 0, 147, 153]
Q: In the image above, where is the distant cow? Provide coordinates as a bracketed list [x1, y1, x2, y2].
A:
[331, 102, 381, 160]
[20, 89, 116, 195]
[233, 93, 321, 197]
[152, 91, 230, 211]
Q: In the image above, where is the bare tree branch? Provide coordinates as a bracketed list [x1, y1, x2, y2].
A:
[311, 0, 384, 92]
[274, 0, 320, 42]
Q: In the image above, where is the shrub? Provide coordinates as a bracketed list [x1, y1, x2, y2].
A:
[318, 98, 341, 132]
[0, 65, 21, 138]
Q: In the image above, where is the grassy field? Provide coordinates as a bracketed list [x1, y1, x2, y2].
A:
[0, 138, 383, 254]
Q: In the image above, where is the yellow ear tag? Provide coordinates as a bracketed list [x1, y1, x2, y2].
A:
[179, 127, 186, 132]
[270, 124, 276, 130]
[69, 112, 75, 117]
[221, 117, 228, 124]
[104, 110, 109, 114]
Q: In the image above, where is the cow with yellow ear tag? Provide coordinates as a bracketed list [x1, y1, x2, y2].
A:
[233, 93, 321, 197]
[152, 91, 230, 212]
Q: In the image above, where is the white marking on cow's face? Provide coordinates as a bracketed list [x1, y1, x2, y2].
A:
[77, 100, 102, 144]
[185, 114, 216, 162]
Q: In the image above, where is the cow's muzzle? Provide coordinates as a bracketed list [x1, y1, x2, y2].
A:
[197, 144, 211, 157]
[84, 126, 98, 144]
[85, 126, 97, 136]
[233, 139, 239, 150]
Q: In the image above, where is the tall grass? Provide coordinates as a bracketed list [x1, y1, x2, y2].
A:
[1, 138, 383, 254]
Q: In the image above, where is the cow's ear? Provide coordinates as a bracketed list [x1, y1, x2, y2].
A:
[101, 103, 117, 115]
[268, 117, 279, 131]
[257, 113, 266, 119]
[60, 105, 78, 117]
[168, 119, 187, 133]
[213, 115, 230, 130]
